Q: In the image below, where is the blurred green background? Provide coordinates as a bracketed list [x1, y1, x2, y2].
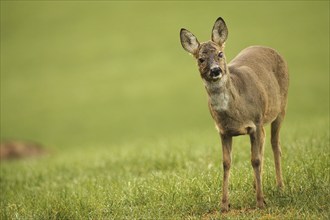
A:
[1, 1, 329, 149]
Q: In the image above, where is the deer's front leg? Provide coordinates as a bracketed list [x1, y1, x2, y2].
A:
[220, 134, 232, 212]
[250, 126, 266, 209]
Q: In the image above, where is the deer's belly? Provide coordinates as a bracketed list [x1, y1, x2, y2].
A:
[214, 116, 256, 136]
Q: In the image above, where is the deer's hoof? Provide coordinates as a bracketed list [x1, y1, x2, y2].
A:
[221, 202, 230, 212]
[277, 182, 285, 190]
[256, 199, 266, 209]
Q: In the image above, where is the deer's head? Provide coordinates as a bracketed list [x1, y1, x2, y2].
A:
[180, 17, 228, 83]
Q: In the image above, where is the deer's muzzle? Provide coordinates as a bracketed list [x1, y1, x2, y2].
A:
[210, 67, 222, 79]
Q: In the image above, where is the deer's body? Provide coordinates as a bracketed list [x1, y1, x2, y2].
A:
[208, 46, 288, 136]
[180, 18, 289, 212]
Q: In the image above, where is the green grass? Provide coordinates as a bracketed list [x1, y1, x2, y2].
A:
[1, 1, 329, 219]
[1, 127, 329, 219]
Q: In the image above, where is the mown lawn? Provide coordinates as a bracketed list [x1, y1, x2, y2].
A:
[1, 1, 329, 219]
[1, 124, 329, 219]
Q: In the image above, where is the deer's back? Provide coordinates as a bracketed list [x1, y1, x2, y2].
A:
[228, 46, 289, 123]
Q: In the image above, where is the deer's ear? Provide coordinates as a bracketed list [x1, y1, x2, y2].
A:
[211, 17, 228, 46]
[180, 28, 200, 55]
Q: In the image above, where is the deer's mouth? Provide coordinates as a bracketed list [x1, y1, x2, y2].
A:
[210, 71, 223, 81]
[209, 67, 223, 81]
[212, 72, 222, 79]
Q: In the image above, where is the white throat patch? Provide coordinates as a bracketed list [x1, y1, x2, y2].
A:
[203, 78, 229, 112]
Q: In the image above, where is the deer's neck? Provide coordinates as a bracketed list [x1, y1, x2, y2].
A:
[204, 74, 237, 113]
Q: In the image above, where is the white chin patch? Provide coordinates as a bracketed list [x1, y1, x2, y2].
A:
[212, 73, 222, 80]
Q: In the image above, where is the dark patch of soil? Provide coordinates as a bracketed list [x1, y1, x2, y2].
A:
[0, 140, 48, 160]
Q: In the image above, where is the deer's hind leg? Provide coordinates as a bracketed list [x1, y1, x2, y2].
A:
[271, 114, 284, 188]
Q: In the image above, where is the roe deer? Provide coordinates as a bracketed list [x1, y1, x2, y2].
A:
[180, 17, 289, 211]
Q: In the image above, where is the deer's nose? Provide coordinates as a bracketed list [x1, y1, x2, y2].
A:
[210, 67, 222, 77]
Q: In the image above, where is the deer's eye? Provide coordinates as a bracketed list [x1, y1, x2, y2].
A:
[218, 52, 224, 58]
[198, 58, 205, 63]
